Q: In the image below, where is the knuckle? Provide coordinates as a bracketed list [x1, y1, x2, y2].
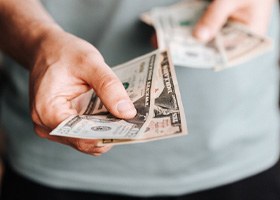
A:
[31, 109, 41, 125]
[96, 74, 120, 93]
[37, 132, 48, 139]
[79, 54, 93, 66]
[78, 52, 104, 67]
[200, 13, 218, 28]
[92, 153, 102, 157]
[72, 139, 109, 155]
[73, 139, 95, 153]
[34, 126, 48, 139]
[38, 98, 70, 129]
[75, 140, 88, 152]
[93, 148, 106, 154]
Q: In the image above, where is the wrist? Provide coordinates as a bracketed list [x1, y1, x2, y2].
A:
[27, 22, 64, 70]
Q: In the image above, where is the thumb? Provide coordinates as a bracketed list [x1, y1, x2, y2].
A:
[83, 58, 137, 120]
[193, 0, 239, 42]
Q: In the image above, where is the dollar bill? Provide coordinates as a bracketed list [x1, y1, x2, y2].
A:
[141, 0, 272, 71]
[214, 22, 272, 71]
[140, 0, 206, 26]
[148, 0, 227, 69]
[50, 50, 187, 145]
[100, 51, 187, 145]
[51, 51, 159, 140]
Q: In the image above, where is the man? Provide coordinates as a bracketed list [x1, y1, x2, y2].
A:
[0, 0, 279, 199]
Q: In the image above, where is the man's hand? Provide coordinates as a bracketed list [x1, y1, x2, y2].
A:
[193, 0, 275, 42]
[0, 0, 136, 156]
[29, 27, 137, 156]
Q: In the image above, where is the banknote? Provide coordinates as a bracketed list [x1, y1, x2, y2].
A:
[148, 0, 227, 69]
[51, 50, 159, 140]
[100, 51, 187, 145]
[141, 0, 272, 71]
[214, 23, 272, 71]
[140, 0, 206, 26]
[50, 50, 187, 145]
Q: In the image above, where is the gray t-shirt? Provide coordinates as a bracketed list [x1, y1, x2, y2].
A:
[1, 0, 279, 196]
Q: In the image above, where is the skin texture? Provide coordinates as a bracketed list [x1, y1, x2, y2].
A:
[0, 0, 275, 156]
[0, 0, 136, 156]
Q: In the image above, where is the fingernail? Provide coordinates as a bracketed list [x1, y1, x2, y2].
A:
[195, 27, 211, 42]
[117, 100, 137, 118]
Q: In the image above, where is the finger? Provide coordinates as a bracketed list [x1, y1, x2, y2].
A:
[66, 138, 113, 155]
[91, 153, 102, 157]
[31, 108, 47, 130]
[80, 55, 137, 119]
[33, 95, 78, 130]
[34, 124, 113, 155]
[34, 124, 75, 146]
[34, 124, 50, 139]
[234, 5, 272, 35]
[193, 0, 240, 42]
[230, 12, 268, 35]
[90, 145, 112, 155]
[151, 33, 158, 48]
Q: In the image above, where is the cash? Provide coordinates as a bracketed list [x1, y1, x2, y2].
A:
[141, 0, 272, 71]
[50, 50, 187, 146]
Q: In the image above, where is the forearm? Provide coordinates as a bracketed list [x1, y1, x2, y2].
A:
[0, 0, 62, 69]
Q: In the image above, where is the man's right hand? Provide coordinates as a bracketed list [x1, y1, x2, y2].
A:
[29, 27, 137, 156]
[0, 0, 136, 156]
